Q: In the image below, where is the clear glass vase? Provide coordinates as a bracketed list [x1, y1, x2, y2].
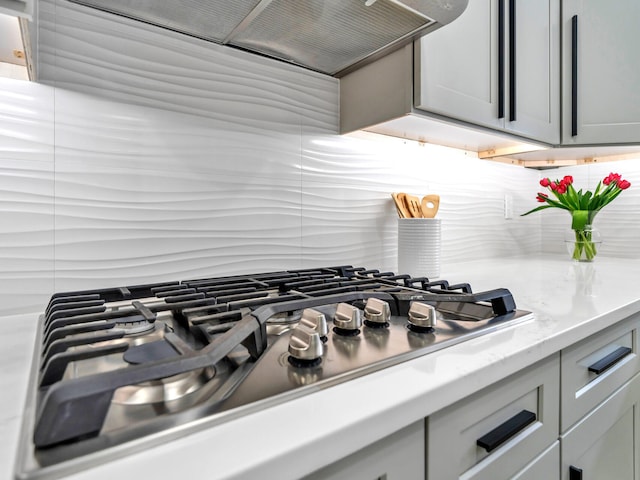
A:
[564, 225, 602, 262]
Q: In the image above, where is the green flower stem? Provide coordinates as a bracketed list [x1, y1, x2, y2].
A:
[573, 228, 598, 261]
[570, 209, 597, 230]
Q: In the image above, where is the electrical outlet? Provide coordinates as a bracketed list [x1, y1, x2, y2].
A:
[504, 193, 513, 219]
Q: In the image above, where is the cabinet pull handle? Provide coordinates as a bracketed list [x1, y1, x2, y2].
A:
[498, 0, 505, 119]
[571, 15, 578, 136]
[587, 346, 632, 375]
[476, 409, 536, 452]
[569, 466, 583, 480]
[508, 0, 516, 121]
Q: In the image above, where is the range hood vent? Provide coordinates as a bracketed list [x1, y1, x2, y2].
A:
[67, 0, 468, 77]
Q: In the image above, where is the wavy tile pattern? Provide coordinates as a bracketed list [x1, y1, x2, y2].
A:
[2, 0, 640, 316]
[0, 79, 54, 316]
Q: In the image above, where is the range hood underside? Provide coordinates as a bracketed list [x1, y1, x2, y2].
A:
[66, 0, 468, 77]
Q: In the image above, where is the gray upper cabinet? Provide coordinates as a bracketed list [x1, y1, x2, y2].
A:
[562, 0, 640, 145]
[341, 0, 640, 162]
[0, 0, 33, 19]
[415, 0, 560, 145]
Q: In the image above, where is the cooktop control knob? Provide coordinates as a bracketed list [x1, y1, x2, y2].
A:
[288, 325, 323, 367]
[363, 298, 391, 328]
[333, 303, 362, 336]
[299, 308, 328, 340]
[407, 302, 437, 333]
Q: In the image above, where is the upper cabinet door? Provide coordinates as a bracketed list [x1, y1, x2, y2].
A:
[562, 0, 640, 145]
[507, 0, 560, 144]
[415, 0, 502, 130]
[415, 0, 560, 145]
[0, 0, 33, 19]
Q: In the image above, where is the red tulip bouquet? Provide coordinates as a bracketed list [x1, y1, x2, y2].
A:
[522, 172, 631, 261]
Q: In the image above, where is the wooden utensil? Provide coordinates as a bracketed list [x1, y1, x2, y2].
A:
[404, 194, 423, 218]
[421, 194, 440, 218]
[391, 192, 411, 218]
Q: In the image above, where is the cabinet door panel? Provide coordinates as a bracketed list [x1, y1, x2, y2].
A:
[416, 0, 559, 144]
[415, 0, 503, 130]
[563, 406, 635, 479]
[561, 372, 640, 480]
[506, 0, 559, 143]
[562, 0, 640, 144]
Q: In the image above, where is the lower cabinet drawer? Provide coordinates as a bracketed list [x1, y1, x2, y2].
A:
[560, 313, 640, 432]
[512, 442, 560, 480]
[426, 353, 559, 480]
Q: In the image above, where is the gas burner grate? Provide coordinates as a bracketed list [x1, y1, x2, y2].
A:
[19, 265, 532, 480]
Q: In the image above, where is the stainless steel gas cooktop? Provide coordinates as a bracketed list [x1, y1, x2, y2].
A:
[16, 266, 533, 479]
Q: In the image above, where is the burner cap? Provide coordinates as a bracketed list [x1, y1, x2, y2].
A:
[123, 340, 179, 364]
[114, 314, 156, 335]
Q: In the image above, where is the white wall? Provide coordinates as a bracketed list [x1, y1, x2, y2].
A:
[2, 0, 638, 316]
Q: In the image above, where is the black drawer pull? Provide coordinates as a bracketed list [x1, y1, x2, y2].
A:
[570, 465, 583, 480]
[588, 346, 632, 374]
[476, 409, 536, 452]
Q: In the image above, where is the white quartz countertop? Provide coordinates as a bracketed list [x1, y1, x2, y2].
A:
[4, 255, 640, 480]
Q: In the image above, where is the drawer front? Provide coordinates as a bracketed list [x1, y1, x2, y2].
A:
[512, 442, 560, 480]
[427, 353, 559, 480]
[560, 313, 640, 432]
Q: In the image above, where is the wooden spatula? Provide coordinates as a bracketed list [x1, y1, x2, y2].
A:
[421, 194, 440, 218]
[404, 194, 423, 218]
[391, 193, 411, 218]
[391, 193, 409, 218]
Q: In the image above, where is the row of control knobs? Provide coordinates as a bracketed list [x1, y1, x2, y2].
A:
[287, 298, 437, 365]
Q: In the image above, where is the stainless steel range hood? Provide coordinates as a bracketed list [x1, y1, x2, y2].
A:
[67, 0, 468, 77]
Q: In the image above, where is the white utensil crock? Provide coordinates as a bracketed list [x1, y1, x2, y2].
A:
[397, 218, 441, 278]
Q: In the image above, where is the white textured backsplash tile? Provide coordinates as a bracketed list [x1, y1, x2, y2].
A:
[0, 79, 55, 315]
[52, 163, 305, 290]
[4, 0, 638, 316]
